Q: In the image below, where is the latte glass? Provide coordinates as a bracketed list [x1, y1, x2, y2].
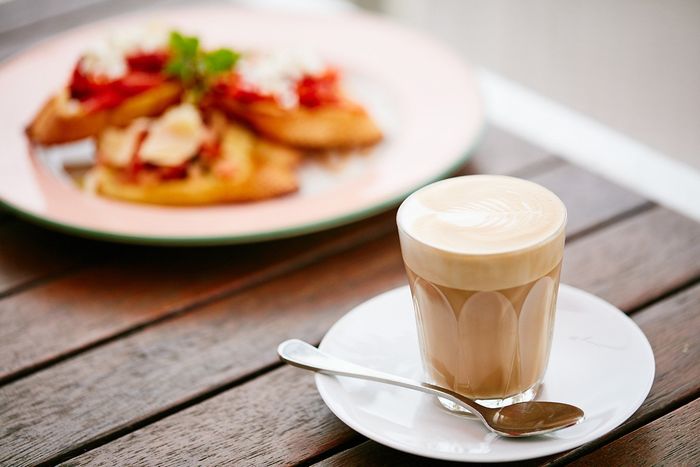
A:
[397, 175, 567, 410]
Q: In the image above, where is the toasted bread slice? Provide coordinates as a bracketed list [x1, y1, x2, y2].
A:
[217, 98, 382, 149]
[27, 82, 182, 145]
[89, 122, 300, 205]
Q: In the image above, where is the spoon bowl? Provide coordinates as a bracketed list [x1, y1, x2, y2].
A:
[487, 401, 585, 437]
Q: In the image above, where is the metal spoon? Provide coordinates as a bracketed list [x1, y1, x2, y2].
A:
[278, 339, 584, 437]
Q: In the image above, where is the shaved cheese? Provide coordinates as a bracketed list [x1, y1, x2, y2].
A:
[97, 118, 150, 168]
[236, 49, 327, 108]
[79, 24, 169, 79]
[139, 103, 204, 167]
[80, 41, 127, 79]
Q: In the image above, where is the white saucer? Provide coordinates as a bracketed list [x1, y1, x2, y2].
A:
[316, 284, 655, 463]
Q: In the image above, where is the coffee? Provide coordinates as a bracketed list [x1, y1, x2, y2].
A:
[397, 175, 566, 408]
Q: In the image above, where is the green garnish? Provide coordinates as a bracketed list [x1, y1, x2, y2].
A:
[165, 31, 240, 101]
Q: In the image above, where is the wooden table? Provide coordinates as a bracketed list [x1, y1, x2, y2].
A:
[1, 3, 699, 466]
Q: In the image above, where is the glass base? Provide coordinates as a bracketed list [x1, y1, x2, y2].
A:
[437, 384, 539, 416]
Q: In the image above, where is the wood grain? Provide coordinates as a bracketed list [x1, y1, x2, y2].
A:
[0, 234, 405, 466]
[0, 211, 396, 383]
[0, 220, 104, 297]
[35, 208, 700, 467]
[527, 163, 649, 237]
[315, 281, 700, 466]
[562, 207, 700, 311]
[316, 440, 451, 467]
[65, 366, 360, 467]
[569, 397, 700, 467]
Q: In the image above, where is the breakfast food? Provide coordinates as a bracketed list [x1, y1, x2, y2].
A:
[26, 28, 382, 205]
[87, 104, 300, 205]
[27, 27, 182, 145]
[212, 50, 382, 149]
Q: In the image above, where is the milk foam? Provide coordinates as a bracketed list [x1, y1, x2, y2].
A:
[398, 175, 566, 290]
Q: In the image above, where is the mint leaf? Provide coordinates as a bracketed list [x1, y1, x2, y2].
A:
[166, 31, 200, 84]
[169, 31, 199, 60]
[164, 59, 184, 77]
[165, 30, 240, 102]
[203, 48, 239, 75]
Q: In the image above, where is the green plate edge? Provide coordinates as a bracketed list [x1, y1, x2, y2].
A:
[0, 123, 485, 247]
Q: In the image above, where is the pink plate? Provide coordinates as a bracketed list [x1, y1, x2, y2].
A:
[0, 6, 483, 245]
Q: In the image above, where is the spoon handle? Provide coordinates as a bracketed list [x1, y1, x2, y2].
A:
[277, 339, 482, 415]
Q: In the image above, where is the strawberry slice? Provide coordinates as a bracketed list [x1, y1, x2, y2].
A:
[297, 69, 340, 108]
[69, 63, 113, 101]
[116, 72, 165, 97]
[81, 91, 123, 113]
[126, 51, 169, 73]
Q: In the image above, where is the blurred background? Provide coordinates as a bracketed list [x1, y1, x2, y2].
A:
[370, 0, 700, 171]
[1, 0, 698, 215]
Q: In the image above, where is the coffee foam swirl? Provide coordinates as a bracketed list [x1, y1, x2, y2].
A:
[398, 176, 566, 290]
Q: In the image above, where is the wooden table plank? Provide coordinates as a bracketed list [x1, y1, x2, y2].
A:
[0, 160, 648, 386]
[319, 441, 445, 467]
[70, 280, 700, 467]
[65, 366, 354, 467]
[0, 220, 105, 297]
[0, 212, 396, 384]
[0, 208, 11, 223]
[5, 205, 698, 466]
[569, 397, 700, 467]
[562, 207, 700, 311]
[527, 164, 650, 239]
[0, 234, 405, 466]
[314, 280, 700, 466]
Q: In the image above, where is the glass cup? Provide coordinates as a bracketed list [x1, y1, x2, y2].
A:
[397, 175, 566, 410]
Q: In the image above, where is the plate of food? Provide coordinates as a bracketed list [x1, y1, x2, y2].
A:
[0, 6, 483, 245]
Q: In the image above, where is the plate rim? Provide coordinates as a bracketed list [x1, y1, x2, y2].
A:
[0, 6, 485, 246]
[315, 284, 655, 463]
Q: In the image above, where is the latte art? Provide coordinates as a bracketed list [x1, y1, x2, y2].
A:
[398, 175, 567, 291]
[400, 176, 565, 255]
[427, 199, 544, 250]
